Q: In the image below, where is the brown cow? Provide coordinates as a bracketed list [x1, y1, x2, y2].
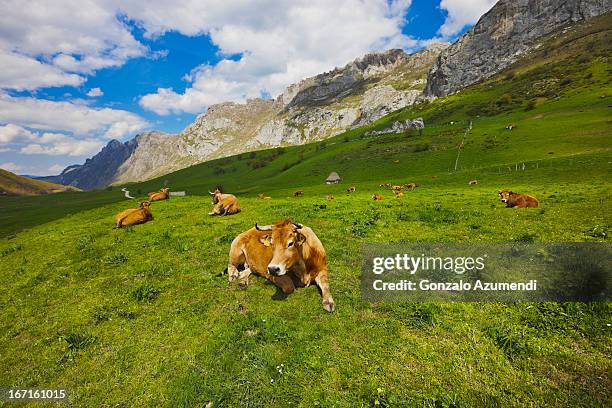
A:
[209, 188, 241, 215]
[469, 180, 478, 185]
[392, 185, 403, 192]
[114, 201, 153, 228]
[403, 183, 418, 190]
[372, 194, 384, 201]
[347, 186, 356, 193]
[227, 220, 335, 312]
[380, 183, 391, 188]
[258, 193, 272, 200]
[148, 187, 170, 202]
[326, 194, 335, 201]
[498, 189, 539, 208]
[394, 191, 405, 199]
[293, 190, 304, 197]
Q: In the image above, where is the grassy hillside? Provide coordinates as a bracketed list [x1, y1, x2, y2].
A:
[0, 14, 610, 406]
[0, 168, 81, 196]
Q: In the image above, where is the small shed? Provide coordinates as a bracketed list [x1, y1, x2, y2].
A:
[325, 172, 342, 184]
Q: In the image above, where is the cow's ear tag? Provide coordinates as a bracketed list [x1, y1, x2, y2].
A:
[263, 237, 271, 247]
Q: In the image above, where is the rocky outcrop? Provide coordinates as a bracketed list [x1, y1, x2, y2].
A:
[425, 0, 612, 97]
[365, 118, 425, 136]
[356, 85, 420, 126]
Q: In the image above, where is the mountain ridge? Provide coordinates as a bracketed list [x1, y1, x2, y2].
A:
[43, 44, 448, 189]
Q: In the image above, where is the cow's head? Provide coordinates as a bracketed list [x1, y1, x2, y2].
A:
[498, 189, 513, 203]
[256, 220, 305, 276]
[161, 188, 169, 194]
[209, 188, 222, 204]
[140, 201, 151, 209]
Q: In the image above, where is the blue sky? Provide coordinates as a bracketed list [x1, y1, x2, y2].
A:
[0, 0, 496, 176]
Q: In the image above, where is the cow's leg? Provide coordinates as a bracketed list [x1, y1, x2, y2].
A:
[315, 271, 335, 312]
[208, 203, 222, 216]
[227, 246, 245, 282]
[115, 215, 126, 228]
[238, 266, 252, 289]
[227, 263, 239, 282]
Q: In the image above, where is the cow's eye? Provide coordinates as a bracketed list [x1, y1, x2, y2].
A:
[287, 240, 294, 247]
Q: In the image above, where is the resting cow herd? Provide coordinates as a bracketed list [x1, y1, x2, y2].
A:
[113, 184, 540, 312]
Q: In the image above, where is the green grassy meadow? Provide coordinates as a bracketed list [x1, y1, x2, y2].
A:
[0, 13, 610, 407]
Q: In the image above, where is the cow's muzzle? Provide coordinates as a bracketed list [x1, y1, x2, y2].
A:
[267, 265, 285, 276]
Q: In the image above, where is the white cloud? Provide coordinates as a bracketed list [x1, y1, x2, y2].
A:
[0, 124, 38, 143]
[437, 0, 497, 38]
[0, 124, 104, 157]
[86, 87, 104, 97]
[138, 0, 415, 115]
[0, 0, 149, 92]
[0, 93, 148, 138]
[20, 134, 103, 156]
[0, 51, 85, 91]
[0, 161, 24, 173]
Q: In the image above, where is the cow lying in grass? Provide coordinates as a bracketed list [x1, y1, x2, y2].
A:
[372, 194, 384, 201]
[114, 201, 153, 228]
[148, 188, 170, 202]
[498, 189, 539, 208]
[209, 188, 241, 216]
[347, 186, 356, 193]
[226, 220, 335, 312]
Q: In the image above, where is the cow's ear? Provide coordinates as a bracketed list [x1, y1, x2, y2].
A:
[296, 232, 306, 246]
[259, 235, 272, 247]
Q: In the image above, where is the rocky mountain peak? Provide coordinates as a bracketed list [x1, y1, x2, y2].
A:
[425, 0, 611, 97]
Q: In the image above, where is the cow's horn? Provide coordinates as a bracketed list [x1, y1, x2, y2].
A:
[292, 222, 303, 229]
[255, 223, 273, 231]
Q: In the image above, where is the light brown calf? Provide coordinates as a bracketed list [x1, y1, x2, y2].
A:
[114, 201, 153, 228]
[209, 188, 241, 216]
[148, 187, 170, 202]
[498, 189, 539, 208]
[372, 194, 384, 201]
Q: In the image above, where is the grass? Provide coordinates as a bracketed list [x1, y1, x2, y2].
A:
[0, 13, 610, 407]
[0, 176, 610, 406]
